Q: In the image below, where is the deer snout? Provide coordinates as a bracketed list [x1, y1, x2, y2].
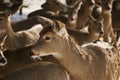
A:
[0, 18, 3, 23]
[100, 30, 104, 35]
[0, 56, 7, 66]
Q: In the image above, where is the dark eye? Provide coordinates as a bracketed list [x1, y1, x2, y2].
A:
[43, 35, 52, 42]
[45, 36, 51, 40]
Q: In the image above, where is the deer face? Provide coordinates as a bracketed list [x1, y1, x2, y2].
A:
[88, 16, 104, 35]
[32, 20, 68, 58]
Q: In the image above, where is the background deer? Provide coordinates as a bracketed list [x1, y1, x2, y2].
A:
[28, 0, 82, 29]
[0, 32, 7, 67]
[1, 61, 70, 80]
[112, 0, 120, 44]
[67, 16, 103, 45]
[0, 3, 43, 51]
[32, 20, 119, 80]
[95, 0, 117, 46]
[75, 0, 95, 29]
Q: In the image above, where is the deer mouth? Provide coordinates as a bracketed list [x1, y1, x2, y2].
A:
[31, 51, 53, 62]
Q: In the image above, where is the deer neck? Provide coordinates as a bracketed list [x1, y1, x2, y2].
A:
[88, 31, 100, 42]
[4, 16, 17, 50]
[6, 16, 15, 37]
[53, 37, 92, 80]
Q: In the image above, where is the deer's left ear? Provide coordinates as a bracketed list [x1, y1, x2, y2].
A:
[53, 20, 69, 37]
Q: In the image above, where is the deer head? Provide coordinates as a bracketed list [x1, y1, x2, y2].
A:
[32, 20, 69, 58]
[87, 16, 104, 35]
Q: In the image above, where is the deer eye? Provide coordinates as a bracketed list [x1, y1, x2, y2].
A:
[43, 35, 52, 42]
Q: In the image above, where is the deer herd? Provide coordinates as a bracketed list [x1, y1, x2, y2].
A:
[0, 0, 120, 80]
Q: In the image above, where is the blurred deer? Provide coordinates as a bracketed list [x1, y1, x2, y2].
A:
[112, 0, 120, 44]
[0, 0, 24, 66]
[0, 3, 43, 51]
[76, 0, 95, 29]
[68, 16, 103, 45]
[28, 0, 82, 29]
[95, 0, 117, 46]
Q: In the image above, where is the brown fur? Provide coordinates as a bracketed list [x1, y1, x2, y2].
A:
[95, 0, 117, 46]
[28, 0, 82, 29]
[67, 16, 103, 45]
[112, 1, 120, 43]
[76, 0, 95, 29]
[0, 1, 42, 51]
[0, 9, 43, 51]
[0, 47, 34, 78]
[1, 61, 70, 80]
[32, 20, 119, 80]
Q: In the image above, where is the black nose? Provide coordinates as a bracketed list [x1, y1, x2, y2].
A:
[100, 31, 104, 35]
[0, 18, 3, 21]
[41, 2, 48, 8]
[0, 57, 7, 64]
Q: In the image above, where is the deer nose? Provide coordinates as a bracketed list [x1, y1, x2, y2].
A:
[100, 31, 104, 35]
[41, 2, 48, 8]
[0, 57, 7, 66]
[0, 18, 3, 21]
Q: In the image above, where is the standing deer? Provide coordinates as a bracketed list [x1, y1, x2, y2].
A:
[0, 16, 61, 78]
[0, 25, 7, 66]
[32, 20, 119, 80]
[76, 0, 95, 29]
[0, 61, 70, 80]
[112, 0, 120, 44]
[67, 16, 103, 45]
[28, 0, 82, 29]
[0, 3, 43, 51]
[95, 0, 117, 46]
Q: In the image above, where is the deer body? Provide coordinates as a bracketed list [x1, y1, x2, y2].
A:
[2, 10, 42, 51]
[95, 0, 117, 45]
[1, 62, 70, 80]
[32, 20, 119, 80]
[0, 47, 35, 78]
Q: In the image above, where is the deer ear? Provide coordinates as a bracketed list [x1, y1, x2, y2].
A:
[73, 1, 82, 10]
[53, 20, 69, 37]
[89, 16, 96, 22]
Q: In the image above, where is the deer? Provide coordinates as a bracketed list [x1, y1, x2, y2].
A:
[27, 0, 65, 18]
[0, 16, 62, 78]
[28, 0, 82, 29]
[0, 61, 70, 80]
[67, 15, 103, 45]
[95, 0, 117, 46]
[31, 20, 119, 80]
[0, 0, 24, 67]
[112, 0, 120, 44]
[0, 2, 43, 51]
[0, 27, 7, 66]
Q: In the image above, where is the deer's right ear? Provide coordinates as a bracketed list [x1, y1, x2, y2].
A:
[73, 1, 82, 10]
